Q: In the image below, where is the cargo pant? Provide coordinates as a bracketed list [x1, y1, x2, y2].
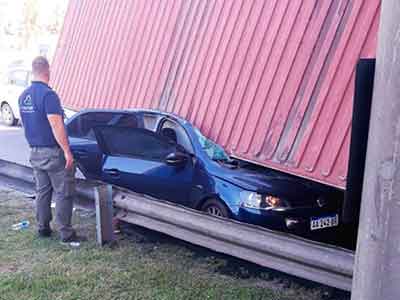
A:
[30, 147, 76, 240]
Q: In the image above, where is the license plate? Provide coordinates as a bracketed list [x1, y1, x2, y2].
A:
[310, 214, 339, 231]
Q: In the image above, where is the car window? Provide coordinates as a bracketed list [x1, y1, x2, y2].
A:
[8, 70, 29, 87]
[95, 126, 175, 160]
[143, 114, 159, 131]
[160, 119, 194, 154]
[2, 73, 8, 84]
[194, 127, 229, 161]
[112, 114, 139, 128]
[67, 112, 139, 141]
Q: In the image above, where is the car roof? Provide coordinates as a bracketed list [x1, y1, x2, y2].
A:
[6, 68, 31, 76]
[79, 108, 189, 125]
[7, 66, 31, 72]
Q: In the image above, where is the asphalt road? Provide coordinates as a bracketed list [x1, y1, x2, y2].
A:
[0, 106, 78, 166]
[0, 122, 30, 166]
[0, 119, 85, 180]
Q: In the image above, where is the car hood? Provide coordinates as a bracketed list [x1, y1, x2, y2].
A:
[210, 163, 318, 201]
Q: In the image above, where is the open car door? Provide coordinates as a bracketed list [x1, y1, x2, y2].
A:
[67, 111, 141, 179]
[94, 126, 194, 205]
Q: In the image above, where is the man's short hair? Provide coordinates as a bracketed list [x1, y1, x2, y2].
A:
[32, 56, 50, 76]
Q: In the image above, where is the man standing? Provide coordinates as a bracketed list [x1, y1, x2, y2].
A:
[19, 56, 79, 243]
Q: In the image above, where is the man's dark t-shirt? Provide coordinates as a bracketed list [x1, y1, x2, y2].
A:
[19, 81, 64, 147]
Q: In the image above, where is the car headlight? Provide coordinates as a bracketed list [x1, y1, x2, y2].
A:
[240, 191, 287, 210]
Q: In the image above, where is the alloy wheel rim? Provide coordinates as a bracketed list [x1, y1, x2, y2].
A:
[2, 106, 12, 122]
[207, 206, 223, 217]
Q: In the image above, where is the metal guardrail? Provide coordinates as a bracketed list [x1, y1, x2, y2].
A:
[0, 159, 96, 209]
[0, 159, 354, 291]
[114, 189, 354, 291]
[0, 159, 35, 195]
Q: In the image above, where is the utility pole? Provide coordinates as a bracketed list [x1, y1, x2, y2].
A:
[351, 1, 400, 299]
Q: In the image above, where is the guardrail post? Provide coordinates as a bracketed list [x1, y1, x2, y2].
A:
[94, 184, 114, 246]
[351, 1, 400, 299]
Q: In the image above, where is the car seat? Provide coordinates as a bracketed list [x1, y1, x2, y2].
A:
[115, 115, 138, 128]
[161, 128, 177, 144]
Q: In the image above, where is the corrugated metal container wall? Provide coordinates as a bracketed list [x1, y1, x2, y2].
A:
[51, 0, 381, 189]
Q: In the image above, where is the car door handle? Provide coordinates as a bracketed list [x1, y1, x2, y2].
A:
[104, 168, 120, 177]
[72, 150, 88, 158]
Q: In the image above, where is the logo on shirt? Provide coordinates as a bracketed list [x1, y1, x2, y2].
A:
[20, 94, 35, 113]
[23, 95, 32, 106]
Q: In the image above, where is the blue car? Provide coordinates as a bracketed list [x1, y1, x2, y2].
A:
[66, 109, 343, 239]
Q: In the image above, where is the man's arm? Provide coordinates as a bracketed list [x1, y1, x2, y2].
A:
[48, 114, 74, 170]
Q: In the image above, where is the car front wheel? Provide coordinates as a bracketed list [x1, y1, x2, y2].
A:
[1, 103, 17, 126]
[201, 198, 230, 218]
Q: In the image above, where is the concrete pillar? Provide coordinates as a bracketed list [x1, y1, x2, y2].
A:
[351, 1, 400, 299]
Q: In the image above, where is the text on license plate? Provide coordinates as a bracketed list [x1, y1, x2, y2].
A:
[310, 214, 339, 231]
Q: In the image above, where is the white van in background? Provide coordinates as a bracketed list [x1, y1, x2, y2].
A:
[0, 67, 31, 126]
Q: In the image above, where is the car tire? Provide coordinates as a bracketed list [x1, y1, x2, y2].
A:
[201, 198, 230, 219]
[1, 103, 17, 126]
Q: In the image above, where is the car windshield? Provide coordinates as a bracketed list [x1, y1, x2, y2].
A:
[194, 128, 230, 161]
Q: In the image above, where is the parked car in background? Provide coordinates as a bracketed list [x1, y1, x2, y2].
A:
[0, 67, 31, 126]
[66, 109, 343, 240]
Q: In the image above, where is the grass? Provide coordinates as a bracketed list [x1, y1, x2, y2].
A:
[0, 188, 349, 300]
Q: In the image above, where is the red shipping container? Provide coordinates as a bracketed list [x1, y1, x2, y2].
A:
[51, 0, 381, 189]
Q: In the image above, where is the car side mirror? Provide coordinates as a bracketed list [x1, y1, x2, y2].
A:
[165, 151, 188, 166]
